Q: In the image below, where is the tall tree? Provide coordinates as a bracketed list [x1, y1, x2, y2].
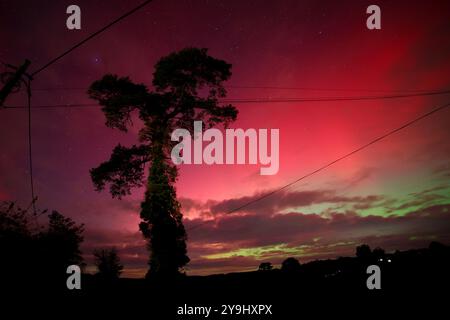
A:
[88, 48, 238, 277]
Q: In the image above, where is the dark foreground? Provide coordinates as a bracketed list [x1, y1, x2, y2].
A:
[3, 242, 450, 318]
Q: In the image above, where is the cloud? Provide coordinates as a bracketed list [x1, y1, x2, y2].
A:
[433, 163, 450, 179]
[78, 184, 450, 276]
[183, 204, 450, 273]
[188, 256, 260, 275]
[384, 184, 450, 213]
[187, 204, 450, 245]
[208, 189, 384, 215]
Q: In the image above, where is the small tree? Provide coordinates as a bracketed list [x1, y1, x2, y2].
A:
[37, 211, 85, 283]
[258, 262, 273, 271]
[42, 211, 84, 264]
[372, 247, 385, 260]
[0, 201, 31, 237]
[281, 257, 301, 272]
[356, 244, 372, 259]
[94, 248, 124, 281]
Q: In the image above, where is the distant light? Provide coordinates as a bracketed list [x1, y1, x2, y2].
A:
[379, 258, 383, 262]
[388, 259, 392, 263]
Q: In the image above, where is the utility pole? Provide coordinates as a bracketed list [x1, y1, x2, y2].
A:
[0, 59, 31, 107]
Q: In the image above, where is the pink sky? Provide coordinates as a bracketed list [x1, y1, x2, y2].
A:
[1, 0, 450, 276]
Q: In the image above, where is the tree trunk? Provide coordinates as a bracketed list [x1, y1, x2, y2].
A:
[139, 132, 189, 278]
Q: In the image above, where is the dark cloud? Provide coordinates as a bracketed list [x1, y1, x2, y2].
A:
[80, 199, 450, 276]
[185, 204, 450, 261]
[384, 184, 450, 213]
[433, 163, 450, 178]
[208, 189, 384, 215]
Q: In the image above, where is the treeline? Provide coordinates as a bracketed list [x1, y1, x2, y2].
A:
[0, 201, 123, 291]
[0, 201, 84, 289]
[257, 242, 450, 275]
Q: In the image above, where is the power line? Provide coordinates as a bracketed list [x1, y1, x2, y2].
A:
[27, 85, 440, 93]
[28, 87, 88, 92]
[221, 90, 450, 103]
[3, 89, 450, 110]
[25, 78, 37, 214]
[1, 61, 37, 212]
[3, 103, 98, 109]
[225, 85, 437, 93]
[5, 0, 153, 213]
[187, 101, 450, 231]
[31, 0, 153, 77]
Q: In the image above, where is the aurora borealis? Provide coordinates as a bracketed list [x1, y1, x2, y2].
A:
[1, 0, 449, 277]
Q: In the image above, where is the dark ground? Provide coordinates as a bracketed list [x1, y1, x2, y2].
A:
[4, 243, 449, 318]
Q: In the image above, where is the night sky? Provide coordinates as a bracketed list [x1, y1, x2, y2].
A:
[1, 0, 450, 276]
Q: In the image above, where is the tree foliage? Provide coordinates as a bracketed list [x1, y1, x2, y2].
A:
[90, 144, 150, 198]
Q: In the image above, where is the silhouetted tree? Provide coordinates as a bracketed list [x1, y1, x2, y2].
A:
[429, 241, 446, 252]
[37, 211, 85, 279]
[88, 48, 238, 277]
[94, 248, 124, 281]
[281, 257, 301, 272]
[356, 244, 372, 259]
[0, 201, 31, 236]
[372, 247, 385, 260]
[258, 262, 273, 271]
[0, 202, 84, 288]
[0, 202, 33, 281]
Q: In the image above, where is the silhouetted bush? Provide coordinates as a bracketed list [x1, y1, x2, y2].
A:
[356, 244, 372, 259]
[281, 257, 301, 272]
[372, 247, 386, 260]
[429, 241, 447, 253]
[258, 262, 273, 271]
